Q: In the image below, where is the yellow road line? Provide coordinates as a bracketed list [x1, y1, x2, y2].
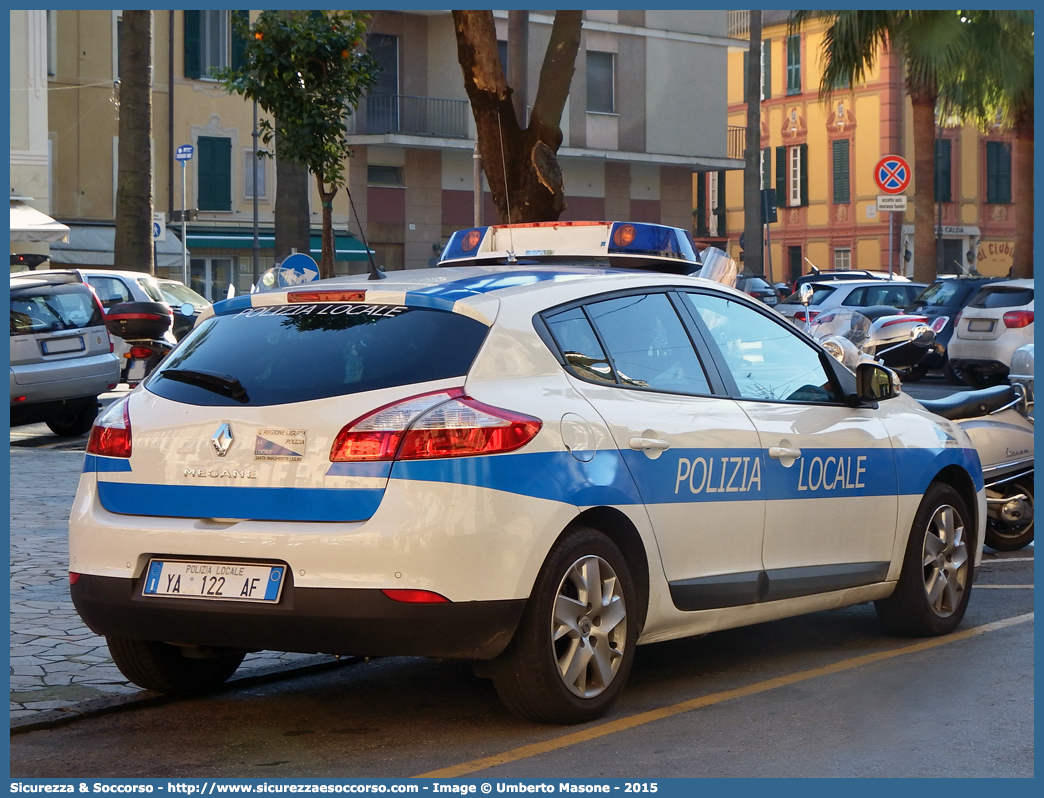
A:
[418, 613, 1034, 778]
[975, 584, 1033, 589]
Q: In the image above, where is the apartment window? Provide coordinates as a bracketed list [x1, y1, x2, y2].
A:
[367, 165, 404, 186]
[776, 144, 807, 208]
[47, 11, 57, 76]
[184, 11, 246, 80]
[368, 33, 399, 95]
[742, 40, 771, 101]
[497, 40, 508, 75]
[934, 139, 952, 203]
[244, 149, 266, 200]
[761, 147, 771, 190]
[197, 136, 232, 211]
[587, 51, 615, 114]
[113, 13, 122, 80]
[786, 34, 801, 95]
[832, 139, 850, 204]
[833, 247, 851, 271]
[985, 141, 1011, 204]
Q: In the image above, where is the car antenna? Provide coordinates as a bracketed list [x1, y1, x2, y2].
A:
[346, 186, 386, 280]
[496, 112, 517, 263]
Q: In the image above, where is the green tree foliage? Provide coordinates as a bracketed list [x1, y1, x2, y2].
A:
[218, 11, 379, 278]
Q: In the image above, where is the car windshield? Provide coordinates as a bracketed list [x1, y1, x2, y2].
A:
[158, 281, 210, 307]
[147, 302, 489, 406]
[909, 281, 962, 308]
[780, 285, 835, 305]
[10, 284, 104, 335]
[971, 286, 1034, 309]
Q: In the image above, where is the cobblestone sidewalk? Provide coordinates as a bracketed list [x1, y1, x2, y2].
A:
[9, 447, 332, 722]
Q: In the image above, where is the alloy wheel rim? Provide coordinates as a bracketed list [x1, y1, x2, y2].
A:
[551, 554, 628, 699]
[921, 504, 969, 617]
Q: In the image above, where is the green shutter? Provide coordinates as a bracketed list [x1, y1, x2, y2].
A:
[198, 136, 232, 211]
[775, 146, 786, 207]
[762, 147, 771, 190]
[762, 40, 771, 99]
[184, 10, 201, 80]
[935, 139, 952, 203]
[717, 170, 727, 236]
[231, 11, 249, 71]
[998, 143, 1012, 204]
[695, 174, 707, 237]
[799, 143, 809, 207]
[743, 50, 749, 99]
[833, 140, 850, 204]
[986, 141, 1012, 204]
[787, 35, 801, 95]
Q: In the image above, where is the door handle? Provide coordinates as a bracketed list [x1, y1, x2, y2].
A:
[629, 437, 670, 452]
[769, 446, 802, 464]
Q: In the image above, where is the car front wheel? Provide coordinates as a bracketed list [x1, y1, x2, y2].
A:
[875, 483, 974, 636]
[107, 636, 245, 695]
[490, 527, 637, 724]
[45, 402, 98, 437]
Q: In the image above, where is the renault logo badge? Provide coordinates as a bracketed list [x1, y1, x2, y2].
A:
[211, 423, 234, 457]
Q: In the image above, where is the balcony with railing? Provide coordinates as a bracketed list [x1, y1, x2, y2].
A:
[346, 94, 471, 139]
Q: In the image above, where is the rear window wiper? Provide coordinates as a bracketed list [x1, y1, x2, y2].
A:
[160, 368, 249, 403]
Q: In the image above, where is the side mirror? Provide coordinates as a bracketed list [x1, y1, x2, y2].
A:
[798, 283, 814, 306]
[855, 362, 901, 403]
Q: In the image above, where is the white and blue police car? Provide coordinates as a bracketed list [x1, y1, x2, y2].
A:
[70, 221, 984, 723]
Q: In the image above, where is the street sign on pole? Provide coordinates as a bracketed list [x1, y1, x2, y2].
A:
[175, 144, 194, 162]
[877, 195, 908, 212]
[874, 155, 911, 194]
[152, 212, 166, 242]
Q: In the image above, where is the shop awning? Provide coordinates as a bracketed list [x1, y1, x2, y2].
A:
[185, 228, 373, 261]
[47, 224, 190, 272]
[9, 200, 70, 243]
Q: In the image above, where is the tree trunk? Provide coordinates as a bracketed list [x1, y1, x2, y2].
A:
[274, 129, 311, 262]
[453, 10, 581, 223]
[1010, 109, 1033, 279]
[317, 177, 337, 279]
[909, 91, 938, 284]
[742, 12, 763, 276]
[113, 11, 154, 275]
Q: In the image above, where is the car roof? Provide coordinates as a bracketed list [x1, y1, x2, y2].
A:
[980, 278, 1033, 289]
[10, 272, 86, 288]
[31, 267, 160, 281]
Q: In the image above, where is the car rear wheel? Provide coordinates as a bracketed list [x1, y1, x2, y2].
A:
[45, 402, 98, 437]
[107, 636, 245, 695]
[490, 527, 637, 724]
[875, 483, 973, 636]
[984, 477, 1034, 551]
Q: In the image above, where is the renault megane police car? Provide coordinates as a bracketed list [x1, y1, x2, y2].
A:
[69, 221, 984, 724]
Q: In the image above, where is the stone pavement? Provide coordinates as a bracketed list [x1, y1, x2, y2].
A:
[9, 446, 337, 725]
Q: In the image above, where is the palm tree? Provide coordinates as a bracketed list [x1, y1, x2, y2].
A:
[791, 11, 970, 284]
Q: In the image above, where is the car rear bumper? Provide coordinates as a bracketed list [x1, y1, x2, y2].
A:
[71, 574, 526, 661]
[948, 357, 1009, 376]
[10, 394, 100, 426]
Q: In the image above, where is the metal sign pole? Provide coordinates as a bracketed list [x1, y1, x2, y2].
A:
[888, 210, 894, 279]
[181, 161, 188, 286]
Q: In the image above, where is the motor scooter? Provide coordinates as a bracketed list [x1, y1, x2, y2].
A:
[810, 308, 1034, 551]
[104, 301, 177, 386]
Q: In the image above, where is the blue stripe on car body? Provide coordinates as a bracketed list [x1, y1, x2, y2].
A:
[83, 454, 132, 473]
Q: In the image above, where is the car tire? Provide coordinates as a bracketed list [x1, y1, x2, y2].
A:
[874, 483, 974, 637]
[984, 477, 1034, 552]
[943, 359, 963, 385]
[958, 368, 1002, 390]
[45, 402, 98, 437]
[490, 527, 637, 724]
[107, 636, 245, 695]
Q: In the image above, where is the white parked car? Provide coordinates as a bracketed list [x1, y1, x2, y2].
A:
[69, 222, 985, 723]
[948, 279, 1034, 388]
[777, 279, 926, 325]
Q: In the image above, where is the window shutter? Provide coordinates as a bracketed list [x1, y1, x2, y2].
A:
[787, 35, 801, 95]
[775, 146, 786, 207]
[833, 140, 850, 204]
[231, 11, 249, 71]
[743, 50, 749, 99]
[934, 139, 952, 203]
[761, 147, 771, 191]
[799, 143, 809, 207]
[998, 143, 1012, 204]
[198, 137, 232, 211]
[762, 40, 771, 99]
[184, 10, 201, 80]
[695, 174, 707, 237]
[986, 141, 1012, 204]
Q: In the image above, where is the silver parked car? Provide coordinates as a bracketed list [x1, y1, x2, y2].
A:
[10, 273, 120, 436]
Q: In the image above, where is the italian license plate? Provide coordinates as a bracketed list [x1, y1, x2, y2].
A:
[127, 359, 147, 382]
[142, 560, 286, 603]
[968, 319, 995, 332]
[42, 336, 84, 355]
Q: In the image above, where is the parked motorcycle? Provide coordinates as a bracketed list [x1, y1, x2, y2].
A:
[104, 301, 177, 386]
[811, 309, 1034, 551]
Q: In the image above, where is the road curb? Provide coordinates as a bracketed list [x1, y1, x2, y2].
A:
[10, 654, 362, 735]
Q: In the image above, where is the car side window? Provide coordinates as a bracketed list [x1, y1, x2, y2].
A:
[683, 292, 840, 404]
[584, 293, 711, 395]
[87, 276, 131, 309]
[543, 307, 616, 385]
[841, 287, 866, 306]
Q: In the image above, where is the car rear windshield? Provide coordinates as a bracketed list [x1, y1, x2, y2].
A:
[146, 302, 490, 407]
[10, 284, 104, 335]
[970, 286, 1034, 309]
[780, 285, 836, 305]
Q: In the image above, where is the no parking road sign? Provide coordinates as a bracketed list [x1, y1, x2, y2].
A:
[874, 155, 911, 195]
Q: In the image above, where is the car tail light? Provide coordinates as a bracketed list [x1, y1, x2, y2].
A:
[1003, 311, 1034, 329]
[69, 572, 80, 585]
[931, 316, 950, 333]
[794, 310, 819, 323]
[330, 388, 542, 462]
[86, 396, 132, 458]
[381, 588, 449, 604]
[128, 346, 154, 358]
[881, 315, 927, 328]
[955, 310, 962, 326]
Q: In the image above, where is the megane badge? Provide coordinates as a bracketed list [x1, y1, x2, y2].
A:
[211, 423, 234, 457]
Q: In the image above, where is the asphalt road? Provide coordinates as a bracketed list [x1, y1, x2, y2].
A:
[9, 559, 1033, 778]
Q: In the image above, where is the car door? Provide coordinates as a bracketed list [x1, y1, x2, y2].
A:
[680, 291, 899, 602]
[542, 291, 767, 611]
